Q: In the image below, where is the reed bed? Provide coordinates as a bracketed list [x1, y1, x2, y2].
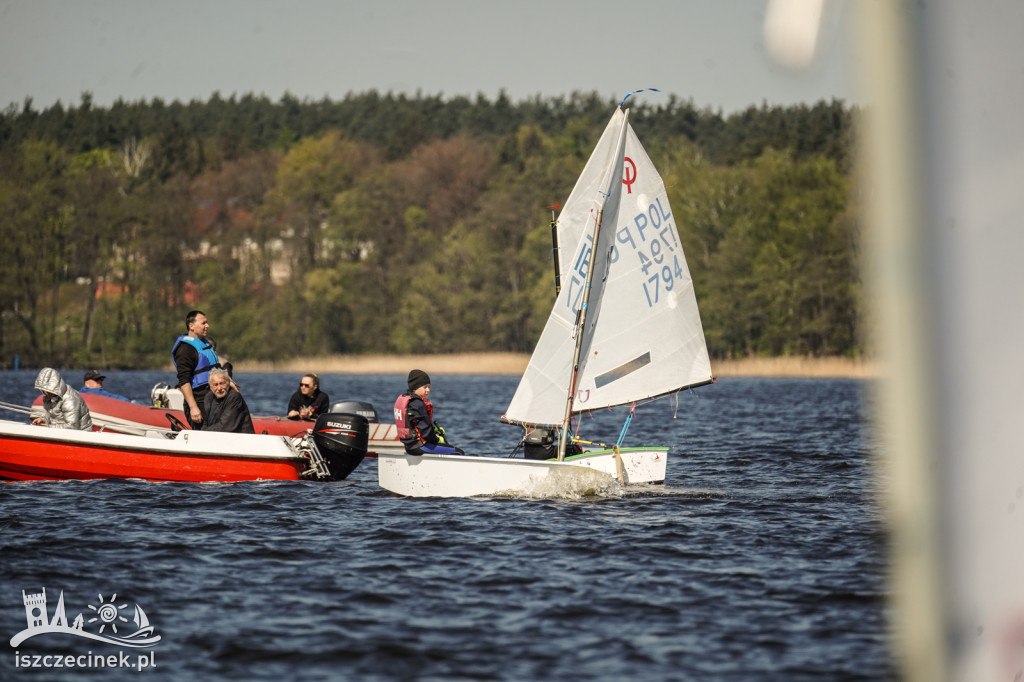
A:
[232, 353, 878, 379]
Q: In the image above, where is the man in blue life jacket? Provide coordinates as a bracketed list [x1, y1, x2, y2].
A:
[393, 369, 465, 456]
[172, 310, 230, 429]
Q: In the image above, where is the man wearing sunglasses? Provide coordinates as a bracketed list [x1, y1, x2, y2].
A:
[287, 373, 330, 421]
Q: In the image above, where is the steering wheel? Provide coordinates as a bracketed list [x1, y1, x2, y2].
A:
[165, 413, 190, 432]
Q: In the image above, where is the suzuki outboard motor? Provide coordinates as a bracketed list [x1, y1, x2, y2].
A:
[312, 413, 370, 480]
[329, 400, 379, 423]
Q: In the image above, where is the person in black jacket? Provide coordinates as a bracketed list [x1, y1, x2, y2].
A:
[202, 368, 255, 434]
[393, 369, 464, 456]
[172, 310, 231, 429]
[287, 373, 330, 421]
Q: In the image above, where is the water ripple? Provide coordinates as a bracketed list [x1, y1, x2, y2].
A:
[0, 373, 891, 680]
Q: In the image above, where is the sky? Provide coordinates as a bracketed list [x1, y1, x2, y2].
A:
[0, 0, 859, 115]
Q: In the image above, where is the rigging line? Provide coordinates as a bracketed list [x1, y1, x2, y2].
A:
[616, 403, 637, 448]
[568, 410, 582, 444]
[507, 433, 526, 458]
[0, 401, 33, 415]
[585, 377, 715, 414]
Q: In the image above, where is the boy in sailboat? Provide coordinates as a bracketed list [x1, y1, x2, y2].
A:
[393, 369, 465, 456]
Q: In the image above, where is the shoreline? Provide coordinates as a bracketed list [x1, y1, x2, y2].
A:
[231, 353, 879, 379]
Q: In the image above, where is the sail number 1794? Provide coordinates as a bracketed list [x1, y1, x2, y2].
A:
[616, 198, 687, 308]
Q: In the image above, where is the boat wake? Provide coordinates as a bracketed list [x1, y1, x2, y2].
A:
[490, 467, 620, 500]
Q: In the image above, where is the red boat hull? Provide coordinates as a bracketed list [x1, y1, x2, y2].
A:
[0, 422, 309, 482]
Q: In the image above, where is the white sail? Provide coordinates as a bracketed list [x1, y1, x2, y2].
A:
[505, 108, 712, 426]
[552, 110, 629, 284]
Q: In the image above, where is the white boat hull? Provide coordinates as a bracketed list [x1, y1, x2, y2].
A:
[377, 447, 668, 498]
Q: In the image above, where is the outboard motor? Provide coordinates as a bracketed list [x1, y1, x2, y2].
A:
[151, 382, 185, 410]
[329, 400, 379, 423]
[312, 413, 370, 480]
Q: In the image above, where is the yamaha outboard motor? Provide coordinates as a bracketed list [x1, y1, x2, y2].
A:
[312, 413, 370, 480]
[329, 400, 379, 423]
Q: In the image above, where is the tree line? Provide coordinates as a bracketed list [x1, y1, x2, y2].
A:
[0, 91, 861, 368]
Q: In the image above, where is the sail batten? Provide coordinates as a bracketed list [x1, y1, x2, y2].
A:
[594, 352, 652, 388]
[504, 106, 712, 427]
[500, 376, 717, 429]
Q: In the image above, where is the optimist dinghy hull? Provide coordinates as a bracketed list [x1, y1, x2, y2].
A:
[377, 447, 667, 498]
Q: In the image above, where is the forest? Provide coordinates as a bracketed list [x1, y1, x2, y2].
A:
[0, 90, 861, 368]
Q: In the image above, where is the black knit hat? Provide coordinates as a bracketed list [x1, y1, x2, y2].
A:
[408, 369, 431, 392]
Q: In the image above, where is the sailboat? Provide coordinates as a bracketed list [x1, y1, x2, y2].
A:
[378, 102, 714, 497]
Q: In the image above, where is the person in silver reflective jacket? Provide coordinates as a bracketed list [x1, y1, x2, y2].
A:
[32, 367, 93, 431]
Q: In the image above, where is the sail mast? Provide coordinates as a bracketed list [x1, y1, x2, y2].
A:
[557, 108, 630, 461]
[556, 227, 599, 461]
[548, 203, 562, 295]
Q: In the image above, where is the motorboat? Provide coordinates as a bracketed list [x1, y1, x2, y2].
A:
[0, 412, 369, 482]
[31, 387, 404, 455]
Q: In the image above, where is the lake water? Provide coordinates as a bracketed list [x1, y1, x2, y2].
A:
[0, 370, 893, 680]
